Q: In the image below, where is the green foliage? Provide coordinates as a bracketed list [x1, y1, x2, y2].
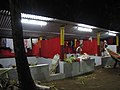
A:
[64, 55, 76, 63]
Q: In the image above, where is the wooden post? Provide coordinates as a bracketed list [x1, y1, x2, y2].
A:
[9, 0, 37, 90]
[116, 35, 120, 53]
[74, 39, 77, 53]
[60, 26, 65, 46]
[97, 32, 100, 45]
[60, 26, 65, 60]
[74, 39, 77, 48]
[97, 32, 100, 56]
[116, 35, 119, 46]
[39, 37, 42, 56]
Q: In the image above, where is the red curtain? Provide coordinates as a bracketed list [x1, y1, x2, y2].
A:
[32, 42, 40, 56]
[0, 50, 14, 58]
[33, 38, 98, 57]
[82, 39, 98, 55]
[41, 37, 61, 58]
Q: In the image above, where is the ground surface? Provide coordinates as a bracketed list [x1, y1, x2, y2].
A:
[42, 67, 120, 90]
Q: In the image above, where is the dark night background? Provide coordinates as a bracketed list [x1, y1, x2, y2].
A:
[1, 0, 120, 32]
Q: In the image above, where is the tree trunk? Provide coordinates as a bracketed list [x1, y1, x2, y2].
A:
[9, 0, 37, 90]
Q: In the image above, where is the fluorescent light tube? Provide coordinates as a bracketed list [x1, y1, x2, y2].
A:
[21, 19, 47, 26]
[78, 24, 96, 29]
[78, 27, 92, 32]
[108, 32, 116, 36]
[109, 30, 119, 34]
[21, 13, 52, 21]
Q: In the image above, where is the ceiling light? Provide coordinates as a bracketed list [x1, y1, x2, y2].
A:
[109, 30, 119, 34]
[21, 19, 47, 26]
[21, 13, 52, 21]
[78, 24, 96, 29]
[107, 32, 116, 36]
[78, 27, 93, 32]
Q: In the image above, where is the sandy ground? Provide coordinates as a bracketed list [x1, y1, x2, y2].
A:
[42, 67, 120, 90]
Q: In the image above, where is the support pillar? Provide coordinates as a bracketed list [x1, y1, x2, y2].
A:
[97, 32, 100, 56]
[60, 26, 65, 60]
[74, 39, 77, 53]
[74, 39, 77, 48]
[116, 35, 119, 46]
[116, 35, 120, 53]
[39, 37, 42, 56]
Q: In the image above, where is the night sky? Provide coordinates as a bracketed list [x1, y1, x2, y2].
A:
[1, 0, 120, 31]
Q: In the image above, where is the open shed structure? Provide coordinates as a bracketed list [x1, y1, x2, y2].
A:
[1, 1, 120, 89]
[0, 10, 116, 40]
[0, 9, 120, 84]
[0, 10, 120, 57]
[0, 9, 120, 58]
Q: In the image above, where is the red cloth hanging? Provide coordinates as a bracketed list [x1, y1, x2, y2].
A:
[82, 39, 98, 55]
[0, 50, 14, 57]
[32, 42, 40, 57]
[41, 37, 61, 58]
